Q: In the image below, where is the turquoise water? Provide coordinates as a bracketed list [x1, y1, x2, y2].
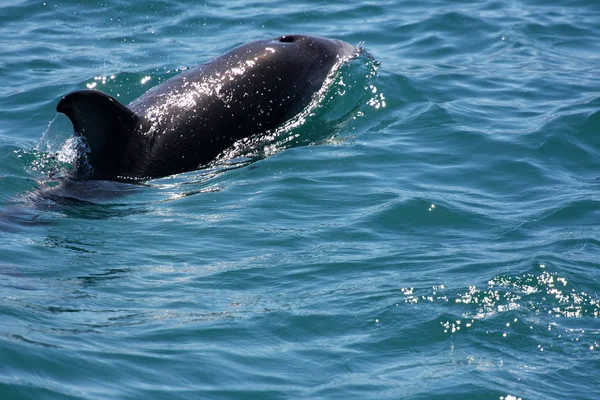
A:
[1, 0, 600, 398]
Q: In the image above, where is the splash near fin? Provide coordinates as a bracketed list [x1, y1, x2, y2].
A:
[56, 90, 140, 179]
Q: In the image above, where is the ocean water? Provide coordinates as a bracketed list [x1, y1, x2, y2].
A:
[1, 0, 599, 398]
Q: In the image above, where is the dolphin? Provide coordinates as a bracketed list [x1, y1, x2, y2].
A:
[56, 34, 358, 181]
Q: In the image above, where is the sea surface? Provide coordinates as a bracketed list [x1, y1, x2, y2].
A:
[1, 0, 600, 399]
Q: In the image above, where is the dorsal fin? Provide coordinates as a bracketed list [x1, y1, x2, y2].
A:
[56, 90, 140, 179]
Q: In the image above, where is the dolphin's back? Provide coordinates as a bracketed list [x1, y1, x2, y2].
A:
[57, 35, 358, 181]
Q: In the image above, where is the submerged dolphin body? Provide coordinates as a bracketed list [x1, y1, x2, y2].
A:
[57, 35, 358, 181]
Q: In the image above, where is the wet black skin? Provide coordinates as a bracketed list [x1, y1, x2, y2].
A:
[57, 35, 357, 181]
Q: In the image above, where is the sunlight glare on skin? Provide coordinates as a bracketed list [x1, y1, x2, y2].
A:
[141, 51, 272, 135]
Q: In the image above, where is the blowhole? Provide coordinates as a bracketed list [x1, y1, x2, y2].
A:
[279, 35, 296, 43]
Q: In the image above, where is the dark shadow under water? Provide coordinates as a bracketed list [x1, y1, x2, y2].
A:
[0, 177, 147, 230]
